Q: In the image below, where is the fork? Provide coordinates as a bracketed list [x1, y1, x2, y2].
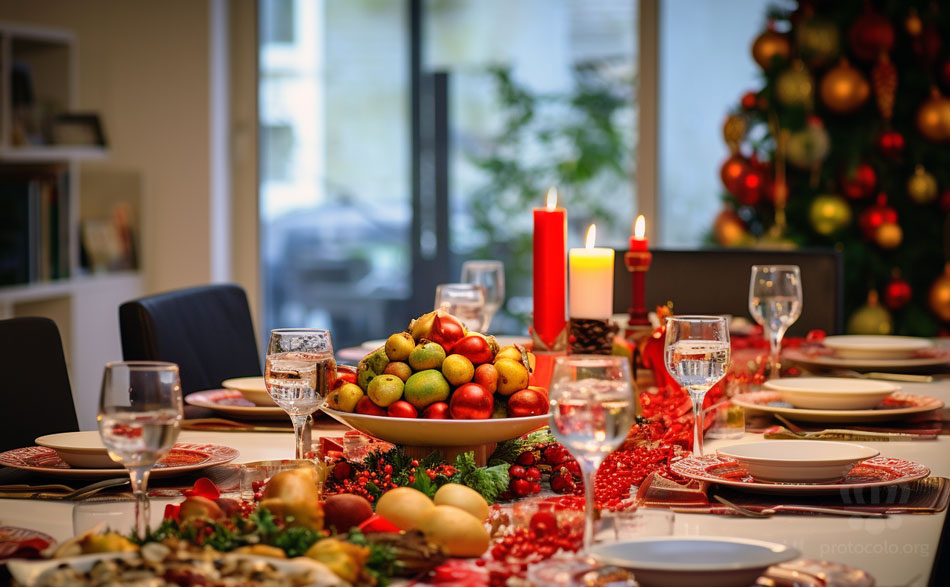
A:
[772, 414, 936, 441]
[713, 495, 885, 518]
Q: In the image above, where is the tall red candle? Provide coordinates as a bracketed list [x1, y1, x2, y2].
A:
[629, 214, 648, 252]
[627, 215, 651, 327]
[533, 188, 567, 348]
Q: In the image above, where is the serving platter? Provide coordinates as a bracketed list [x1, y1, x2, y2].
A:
[732, 390, 943, 423]
[670, 455, 930, 494]
[186, 389, 286, 420]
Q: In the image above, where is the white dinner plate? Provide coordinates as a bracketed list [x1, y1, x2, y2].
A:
[717, 440, 879, 483]
[823, 335, 933, 359]
[590, 537, 800, 587]
[784, 348, 950, 373]
[733, 390, 943, 423]
[221, 376, 275, 407]
[322, 408, 548, 447]
[186, 389, 287, 420]
[763, 377, 900, 410]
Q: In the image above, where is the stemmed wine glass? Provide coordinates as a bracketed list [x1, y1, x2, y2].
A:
[460, 260, 505, 332]
[664, 316, 731, 456]
[98, 361, 183, 539]
[548, 355, 636, 551]
[434, 283, 486, 332]
[749, 265, 803, 379]
[265, 329, 335, 459]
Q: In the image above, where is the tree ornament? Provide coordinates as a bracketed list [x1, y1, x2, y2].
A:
[735, 163, 766, 206]
[751, 26, 791, 70]
[839, 163, 876, 200]
[877, 129, 904, 159]
[847, 4, 895, 62]
[884, 272, 912, 311]
[916, 87, 950, 142]
[776, 61, 814, 108]
[912, 24, 942, 65]
[820, 58, 870, 114]
[907, 165, 938, 205]
[858, 193, 897, 240]
[809, 194, 852, 235]
[741, 91, 758, 110]
[904, 8, 923, 37]
[786, 117, 830, 169]
[847, 290, 892, 335]
[875, 222, 902, 249]
[713, 208, 750, 247]
[720, 153, 749, 194]
[722, 114, 747, 151]
[795, 15, 840, 66]
[929, 263, 950, 322]
[871, 54, 897, 120]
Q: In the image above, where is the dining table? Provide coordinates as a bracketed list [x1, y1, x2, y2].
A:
[0, 378, 947, 586]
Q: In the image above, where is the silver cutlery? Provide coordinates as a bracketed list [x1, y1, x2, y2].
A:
[0, 477, 129, 500]
[713, 495, 886, 518]
[771, 414, 936, 441]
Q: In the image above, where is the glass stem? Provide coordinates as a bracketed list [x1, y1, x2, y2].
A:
[128, 466, 151, 540]
[690, 390, 706, 457]
[291, 415, 310, 459]
[768, 329, 783, 379]
[580, 457, 601, 552]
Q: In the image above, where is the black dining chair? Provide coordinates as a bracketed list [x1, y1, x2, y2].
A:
[0, 317, 79, 451]
[613, 248, 844, 336]
[119, 284, 261, 396]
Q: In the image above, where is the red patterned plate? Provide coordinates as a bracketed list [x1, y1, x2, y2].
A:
[671, 455, 930, 494]
[186, 389, 287, 420]
[0, 526, 54, 560]
[733, 390, 943, 423]
[0, 443, 239, 480]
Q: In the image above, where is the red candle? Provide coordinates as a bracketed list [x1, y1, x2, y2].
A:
[630, 214, 648, 251]
[533, 188, 567, 348]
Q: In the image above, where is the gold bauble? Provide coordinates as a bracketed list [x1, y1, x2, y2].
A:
[809, 194, 852, 235]
[786, 121, 830, 169]
[916, 88, 950, 142]
[929, 263, 950, 322]
[722, 114, 747, 150]
[820, 59, 870, 114]
[776, 61, 814, 108]
[713, 208, 750, 247]
[875, 222, 902, 249]
[752, 28, 791, 70]
[905, 9, 923, 37]
[796, 16, 840, 66]
[907, 165, 938, 204]
[847, 291, 893, 335]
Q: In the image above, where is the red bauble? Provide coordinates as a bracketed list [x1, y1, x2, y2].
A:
[858, 193, 898, 240]
[877, 130, 904, 158]
[720, 153, 749, 194]
[884, 276, 912, 311]
[840, 164, 876, 199]
[735, 165, 765, 206]
[848, 5, 895, 62]
[741, 91, 758, 110]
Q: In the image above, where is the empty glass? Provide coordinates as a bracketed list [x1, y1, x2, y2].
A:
[434, 283, 486, 331]
[265, 329, 335, 459]
[749, 265, 803, 379]
[97, 361, 183, 539]
[460, 260, 505, 332]
[664, 316, 730, 456]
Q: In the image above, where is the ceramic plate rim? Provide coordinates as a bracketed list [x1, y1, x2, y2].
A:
[717, 440, 879, 465]
[823, 335, 933, 353]
[763, 377, 900, 394]
[35, 431, 107, 453]
[784, 348, 950, 370]
[732, 391, 943, 422]
[186, 389, 286, 417]
[221, 376, 267, 393]
[589, 536, 800, 572]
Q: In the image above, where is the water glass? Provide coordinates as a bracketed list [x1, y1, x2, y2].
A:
[664, 316, 730, 456]
[548, 355, 636, 552]
[749, 265, 803, 379]
[460, 260, 505, 332]
[706, 401, 745, 440]
[434, 283, 486, 331]
[97, 361, 183, 539]
[73, 498, 139, 536]
[612, 508, 675, 541]
[265, 329, 335, 459]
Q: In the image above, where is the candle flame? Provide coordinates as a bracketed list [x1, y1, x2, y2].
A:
[634, 215, 646, 238]
[585, 224, 597, 249]
[546, 187, 558, 211]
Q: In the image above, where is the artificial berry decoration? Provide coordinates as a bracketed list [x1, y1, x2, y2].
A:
[550, 467, 577, 494]
[543, 445, 571, 467]
[562, 460, 581, 477]
[509, 465, 526, 479]
[516, 452, 535, 466]
[524, 467, 541, 482]
[510, 479, 532, 498]
[529, 511, 558, 536]
[332, 461, 353, 481]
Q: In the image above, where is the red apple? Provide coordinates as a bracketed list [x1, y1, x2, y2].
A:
[422, 401, 450, 419]
[452, 334, 494, 365]
[332, 365, 358, 389]
[355, 396, 387, 416]
[508, 389, 548, 417]
[427, 312, 466, 352]
[449, 383, 493, 419]
[473, 363, 498, 393]
[387, 400, 418, 418]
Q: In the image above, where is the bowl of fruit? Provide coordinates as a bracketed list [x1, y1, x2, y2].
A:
[323, 311, 549, 448]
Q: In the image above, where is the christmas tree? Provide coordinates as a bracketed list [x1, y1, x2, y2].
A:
[712, 0, 950, 336]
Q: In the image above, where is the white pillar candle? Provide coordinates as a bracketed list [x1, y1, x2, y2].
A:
[568, 224, 615, 319]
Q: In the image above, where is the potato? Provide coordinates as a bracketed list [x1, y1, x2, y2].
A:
[417, 505, 490, 557]
[375, 487, 435, 531]
[433, 483, 489, 521]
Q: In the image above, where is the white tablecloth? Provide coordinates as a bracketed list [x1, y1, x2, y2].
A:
[1, 380, 948, 586]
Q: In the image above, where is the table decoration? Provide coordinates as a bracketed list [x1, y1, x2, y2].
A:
[623, 214, 652, 336]
[568, 224, 615, 355]
[532, 187, 568, 351]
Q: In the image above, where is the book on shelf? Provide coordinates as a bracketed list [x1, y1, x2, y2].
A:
[0, 169, 70, 287]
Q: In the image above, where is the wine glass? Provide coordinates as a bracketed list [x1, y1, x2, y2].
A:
[548, 355, 636, 552]
[460, 260, 505, 331]
[748, 265, 803, 379]
[97, 361, 183, 540]
[434, 283, 486, 332]
[265, 329, 335, 459]
[664, 316, 730, 457]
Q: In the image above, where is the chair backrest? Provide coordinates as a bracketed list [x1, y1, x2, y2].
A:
[613, 248, 843, 336]
[0, 317, 79, 451]
[119, 284, 261, 395]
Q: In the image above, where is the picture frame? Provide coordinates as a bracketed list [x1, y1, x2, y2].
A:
[49, 113, 107, 147]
